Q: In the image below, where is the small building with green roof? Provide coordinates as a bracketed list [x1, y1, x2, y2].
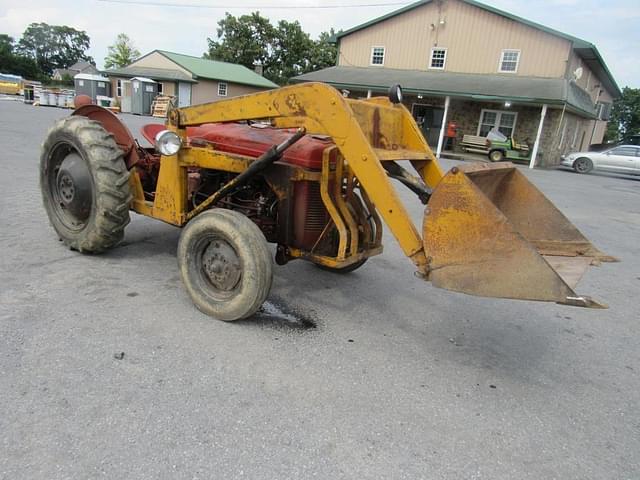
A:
[103, 49, 277, 111]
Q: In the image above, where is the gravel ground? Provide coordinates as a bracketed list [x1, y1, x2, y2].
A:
[1, 99, 639, 480]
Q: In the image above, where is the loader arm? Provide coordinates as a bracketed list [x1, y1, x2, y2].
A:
[172, 82, 442, 271]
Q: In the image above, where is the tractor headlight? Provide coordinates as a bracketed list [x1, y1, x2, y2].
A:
[155, 130, 182, 156]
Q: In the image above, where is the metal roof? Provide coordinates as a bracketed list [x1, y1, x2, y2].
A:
[333, 0, 620, 97]
[102, 66, 197, 83]
[291, 66, 598, 117]
[74, 73, 110, 82]
[155, 50, 278, 89]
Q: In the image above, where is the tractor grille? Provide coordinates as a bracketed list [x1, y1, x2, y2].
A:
[292, 181, 329, 250]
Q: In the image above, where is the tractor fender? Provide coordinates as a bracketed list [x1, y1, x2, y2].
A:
[72, 104, 140, 168]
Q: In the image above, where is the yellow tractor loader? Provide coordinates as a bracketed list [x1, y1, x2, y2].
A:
[40, 83, 614, 320]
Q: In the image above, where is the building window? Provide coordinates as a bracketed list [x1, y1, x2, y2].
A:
[429, 48, 447, 69]
[157, 82, 163, 95]
[116, 79, 122, 97]
[477, 109, 518, 137]
[218, 82, 228, 97]
[370, 46, 385, 66]
[78, 80, 84, 87]
[499, 49, 520, 73]
[98, 82, 106, 88]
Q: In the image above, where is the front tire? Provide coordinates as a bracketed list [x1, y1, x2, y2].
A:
[177, 209, 273, 321]
[488, 149, 505, 162]
[573, 157, 593, 174]
[40, 116, 131, 253]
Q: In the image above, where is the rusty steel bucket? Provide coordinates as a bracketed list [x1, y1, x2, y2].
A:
[423, 162, 615, 308]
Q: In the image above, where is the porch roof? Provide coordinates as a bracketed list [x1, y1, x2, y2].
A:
[291, 66, 597, 118]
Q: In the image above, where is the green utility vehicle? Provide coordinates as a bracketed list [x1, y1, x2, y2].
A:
[487, 130, 531, 162]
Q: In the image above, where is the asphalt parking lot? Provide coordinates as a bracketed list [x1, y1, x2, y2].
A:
[1, 98, 639, 479]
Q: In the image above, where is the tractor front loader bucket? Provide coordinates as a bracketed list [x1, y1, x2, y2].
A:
[423, 162, 615, 308]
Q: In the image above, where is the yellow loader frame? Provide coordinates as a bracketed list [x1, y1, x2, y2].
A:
[125, 82, 612, 308]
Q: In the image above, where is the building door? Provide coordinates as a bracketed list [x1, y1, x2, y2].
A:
[412, 104, 444, 147]
[178, 82, 192, 107]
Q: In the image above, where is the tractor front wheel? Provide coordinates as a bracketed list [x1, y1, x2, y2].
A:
[40, 116, 131, 253]
[177, 209, 273, 321]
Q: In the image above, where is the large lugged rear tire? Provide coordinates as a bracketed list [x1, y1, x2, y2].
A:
[177, 209, 273, 321]
[40, 116, 131, 253]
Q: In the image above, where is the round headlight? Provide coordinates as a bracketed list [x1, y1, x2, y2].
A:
[388, 84, 403, 104]
[155, 130, 182, 156]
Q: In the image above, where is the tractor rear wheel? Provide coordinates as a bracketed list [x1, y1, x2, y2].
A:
[40, 116, 131, 253]
[177, 209, 273, 321]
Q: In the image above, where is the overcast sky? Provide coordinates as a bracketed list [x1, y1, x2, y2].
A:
[0, 0, 638, 88]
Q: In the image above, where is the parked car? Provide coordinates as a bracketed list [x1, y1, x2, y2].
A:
[561, 145, 640, 174]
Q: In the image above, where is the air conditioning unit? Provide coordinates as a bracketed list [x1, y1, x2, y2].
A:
[596, 102, 612, 121]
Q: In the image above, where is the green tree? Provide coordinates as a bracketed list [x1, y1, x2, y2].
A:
[0, 34, 13, 57]
[204, 13, 339, 85]
[605, 87, 640, 141]
[16, 22, 93, 76]
[268, 20, 314, 85]
[0, 34, 42, 79]
[205, 12, 275, 71]
[307, 29, 338, 72]
[104, 33, 140, 69]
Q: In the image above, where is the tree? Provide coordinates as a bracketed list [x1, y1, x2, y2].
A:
[204, 13, 338, 85]
[0, 34, 42, 79]
[16, 22, 93, 76]
[269, 20, 314, 85]
[205, 12, 276, 71]
[307, 29, 338, 73]
[605, 87, 640, 141]
[104, 33, 140, 69]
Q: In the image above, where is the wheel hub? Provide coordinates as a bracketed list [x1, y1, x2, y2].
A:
[202, 239, 241, 291]
[55, 152, 93, 221]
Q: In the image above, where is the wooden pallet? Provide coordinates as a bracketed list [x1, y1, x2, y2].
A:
[460, 134, 489, 154]
[151, 95, 174, 118]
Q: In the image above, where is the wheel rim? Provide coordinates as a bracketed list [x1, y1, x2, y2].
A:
[576, 159, 589, 172]
[196, 235, 243, 300]
[47, 144, 94, 231]
[490, 151, 502, 162]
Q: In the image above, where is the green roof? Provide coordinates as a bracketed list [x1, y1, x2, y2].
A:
[154, 50, 278, 89]
[102, 66, 196, 83]
[335, 0, 620, 97]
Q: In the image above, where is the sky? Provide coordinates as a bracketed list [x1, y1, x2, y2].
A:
[0, 0, 638, 88]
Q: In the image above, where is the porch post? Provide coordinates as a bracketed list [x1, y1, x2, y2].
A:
[367, 89, 372, 99]
[529, 104, 548, 169]
[436, 95, 450, 159]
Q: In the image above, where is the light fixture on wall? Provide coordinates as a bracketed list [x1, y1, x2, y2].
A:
[439, 18, 446, 25]
[418, 94, 424, 99]
[504, 101, 512, 107]
[429, 23, 435, 30]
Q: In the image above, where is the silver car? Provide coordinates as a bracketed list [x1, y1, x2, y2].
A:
[561, 145, 640, 175]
